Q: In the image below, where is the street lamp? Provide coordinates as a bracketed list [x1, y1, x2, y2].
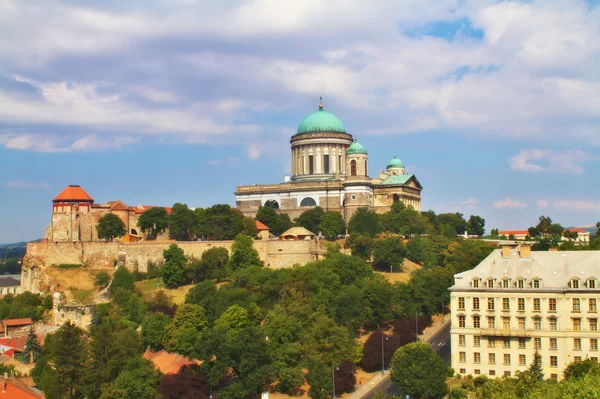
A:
[209, 384, 213, 399]
[332, 362, 340, 399]
[381, 333, 389, 375]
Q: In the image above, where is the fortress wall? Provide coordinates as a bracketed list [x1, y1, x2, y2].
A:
[25, 239, 315, 274]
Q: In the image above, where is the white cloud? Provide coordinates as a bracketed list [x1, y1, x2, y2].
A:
[246, 144, 261, 161]
[492, 198, 527, 209]
[508, 149, 592, 173]
[536, 199, 549, 208]
[553, 200, 600, 212]
[461, 198, 478, 206]
[4, 180, 50, 189]
[0, 133, 138, 153]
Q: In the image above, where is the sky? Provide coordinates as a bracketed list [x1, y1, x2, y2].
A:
[1, 0, 599, 243]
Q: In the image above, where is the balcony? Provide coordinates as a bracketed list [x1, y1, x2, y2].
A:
[480, 328, 531, 337]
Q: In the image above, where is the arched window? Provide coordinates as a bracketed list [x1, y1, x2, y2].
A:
[393, 194, 400, 203]
[350, 160, 357, 176]
[300, 197, 317, 207]
[130, 229, 138, 235]
[265, 200, 279, 209]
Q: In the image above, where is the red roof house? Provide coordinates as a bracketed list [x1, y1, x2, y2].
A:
[52, 185, 94, 203]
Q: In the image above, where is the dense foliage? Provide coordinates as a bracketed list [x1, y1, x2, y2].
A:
[96, 213, 127, 241]
[137, 207, 169, 238]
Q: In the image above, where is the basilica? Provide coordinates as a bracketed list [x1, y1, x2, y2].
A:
[235, 99, 423, 223]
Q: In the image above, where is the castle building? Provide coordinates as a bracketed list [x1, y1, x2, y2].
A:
[450, 244, 600, 381]
[235, 98, 423, 222]
[48, 184, 170, 242]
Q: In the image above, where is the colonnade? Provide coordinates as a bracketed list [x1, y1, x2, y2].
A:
[291, 143, 349, 176]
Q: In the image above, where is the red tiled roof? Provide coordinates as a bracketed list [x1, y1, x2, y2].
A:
[566, 228, 586, 233]
[498, 230, 529, 235]
[0, 377, 45, 398]
[53, 185, 94, 202]
[1, 318, 33, 327]
[143, 350, 198, 375]
[256, 220, 269, 230]
[135, 205, 172, 215]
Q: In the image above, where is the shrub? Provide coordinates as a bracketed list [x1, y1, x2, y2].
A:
[94, 272, 110, 287]
[54, 263, 81, 269]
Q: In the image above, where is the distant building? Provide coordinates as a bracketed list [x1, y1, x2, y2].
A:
[450, 244, 600, 380]
[0, 277, 21, 296]
[1, 318, 33, 338]
[498, 229, 590, 242]
[0, 376, 44, 398]
[255, 220, 270, 240]
[236, 98, 423, 223]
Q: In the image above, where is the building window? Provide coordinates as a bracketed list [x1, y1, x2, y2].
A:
[589, 279, 596, 289]
[309, 155, 314, 174]
[519, 354, 527, 365]
[503, 298, 510, 311]
[574, 338, 581, 351]
[488, 298, 495, 311]
[590, 299, 597, 312]
[364, 159, 368, 176]
[549, 318, 557, 331]
[504, 370, 511, 377]
[458, 316, 466, 328]
[474, 369, 480, 375]
[518, 317, 526, 330]
[572, 279, 580, 289]
[489, 370, 496, 376]
[533, 298, 541, 311]
[518, 298, 525, 311]
[573, 298, 581, 312]
[533, 279, 541, 288]
[504, 354, 511, 365]
[574, 356, 582, 362]
[573, 318, 581, 331]
[518, 338, 526, 349]
[474, 336, 481, 347]
[459, 352, 466, 362]
[473, 316, 480, 328]
[549, 298, 557, 312]
[592, 357, 598, 362]
[338, 155, 342, 173]
[502, 317, 510, 330]
[551, 374, 558, 381]
[459, 335, 466, 346]
[534, 338, 542, 350]
[488, 278, 495, 288]
[591, 339, 598, 351]
[458, 297, 465, 310]
[533, 317, 542, 330]
[459, 368, 466, 374]
[474, 352, 481, 363]
[488, 317, 496, 328]
[350, 160, 357, 176]
[300, 197, 317, 207]
[473, 279, 480, 288]
[503, 338, 510, 348]
[473, 297, 480, 310]
[502, 279, 510, 288]
[488, 353, 496, 364]
[488, 337, 496, 348]
[517, 279, 525, 289]
[550, 338, 557, 350]
[323, 154, 330, 174]
[590, 318, 598, 331]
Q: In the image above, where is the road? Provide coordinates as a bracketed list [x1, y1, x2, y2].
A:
[361, 321, 451, 399]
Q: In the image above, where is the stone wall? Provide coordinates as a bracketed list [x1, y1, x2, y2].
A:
[23, 239, 316, 291]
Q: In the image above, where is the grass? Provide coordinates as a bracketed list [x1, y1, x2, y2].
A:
[135, 277, 165, 293]
[135, 277, 194, 305]
[377, 258, 422, 284]
[71, 288, 95, 304]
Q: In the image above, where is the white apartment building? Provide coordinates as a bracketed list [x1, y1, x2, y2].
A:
[450, 244, 600, 380]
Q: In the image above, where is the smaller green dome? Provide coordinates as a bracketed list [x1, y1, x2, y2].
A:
[347, 140, 367, 155]
[387, 155, 404, 168]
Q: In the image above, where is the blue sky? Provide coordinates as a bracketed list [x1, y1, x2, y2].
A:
[1, 0, 599, 243]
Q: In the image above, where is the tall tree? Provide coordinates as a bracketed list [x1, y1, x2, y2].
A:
[372, 237, 407, 272]
[200, 204, 245, 240]
[436, 213, 467, 236]
[467, 215, 485, 236]
[169, 203, 198, 241]
[22, 328, 41, 363]
[162, 244, 188, 288]
[381, 201, 431, 237]
[111, 266, 135, 292]
[346, 233, 374, 260]
[141, 312, 171, 351]
[199, 247, 230, 281]
[307, 360, 332, 399]
[137, 207, 169, 238]
[228, 235, 263, 272]
[390, 342, 448, 399]
[536, 216, 553, 236]
[348, 207, 383, 237]
[320, 211, 346, 240]
[256, 206, 281, 235]
[96, 213, 127, 241]
[296, 206, 324, 235]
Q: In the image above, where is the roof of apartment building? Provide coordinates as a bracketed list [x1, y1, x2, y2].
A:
[451, 246, 600, 291]
[0, 376, 44, 398]
[1, 319, 33, 328]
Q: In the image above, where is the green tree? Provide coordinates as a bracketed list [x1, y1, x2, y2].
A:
[168, 203, 198, 241]
[200, 204, 246, 240]
[536, 216, 553, 236]
[296, 206, 324, 235]
[110, 266, 135, 293]
[22, 327, 42, 363]
[320, 211, 346, 240]
[141, 312, 171, 351]
[277, 213, 293, 236]
[256, 206, 283, 235]
[467, 215, 485, 236]
[406, 236, 429, 264]
[563, 230, 579, 241]
[372, 237, 406, 272]
[137, 207, 169, 238]
[162, 244, 188, 288]
[242, 216, 258, 238]
[390, 342, 448, 399]
[563, 358, 600, 380]
[348, 207, 383, 237]
[94, 272, 111, 288]
[163, 304, 208, 355]
[99, 357, 161, 399]
[528, 226, 541, 238]
[307, 360, 332, 399]
[435, 212, 467, 236]
[548, 223, 565, 237]
[346, 233, 374, 260]
[228, 235, 263, 272]
[214, 304, 250, 331]
[381, 201, 431, 237]
[200, 247, 230, 281]
[96, 213, 127, 241]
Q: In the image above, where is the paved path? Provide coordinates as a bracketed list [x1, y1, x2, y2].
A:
[351, 318, 451, 399]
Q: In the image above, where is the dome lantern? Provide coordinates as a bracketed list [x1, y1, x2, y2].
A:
[387, 155, 405, 169]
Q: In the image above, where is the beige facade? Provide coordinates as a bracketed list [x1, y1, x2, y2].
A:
[450, 244, 600, 380]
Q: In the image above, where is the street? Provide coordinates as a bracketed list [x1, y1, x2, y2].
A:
[361, 321, 451, 399]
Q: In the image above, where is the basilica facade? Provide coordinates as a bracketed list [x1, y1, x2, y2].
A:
[235, 99, 423, 223]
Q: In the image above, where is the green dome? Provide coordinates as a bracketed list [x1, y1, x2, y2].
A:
[297, 105, 346, 134]
[347, 140, 367, 155]
[387, 155, 404, 168]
